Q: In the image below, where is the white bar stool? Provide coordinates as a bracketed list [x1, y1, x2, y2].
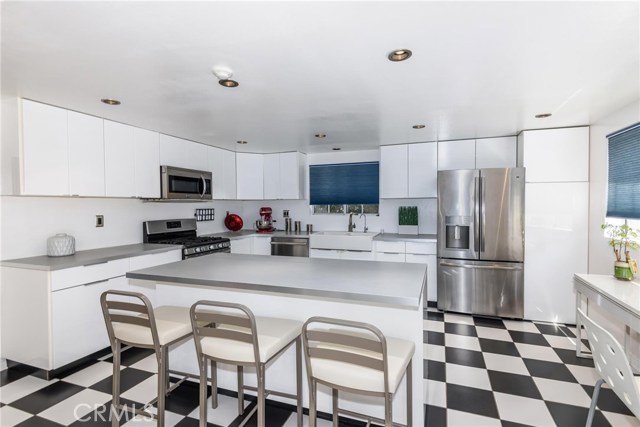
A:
[190, 300, 303, 427]
[302, 316, 415, 427]
[100, 290, 194, 427]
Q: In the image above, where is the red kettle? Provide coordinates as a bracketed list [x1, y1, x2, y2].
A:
[224, 212, 243, 232]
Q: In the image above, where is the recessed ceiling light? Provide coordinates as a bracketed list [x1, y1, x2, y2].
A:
[236, 140, 247, 145]
[388, 49, 412, 62]
[412, 124, 426, 129]
[315, 133, 326, 138]
[535, 113, 552, 118]
[101, 98, 120, 105]
[332, 147, 341, 151]
[219, 79, 239, 88]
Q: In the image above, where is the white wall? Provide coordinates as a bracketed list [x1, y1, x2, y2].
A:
[588, 100, 640, 274]
[0, 196, 241, 260]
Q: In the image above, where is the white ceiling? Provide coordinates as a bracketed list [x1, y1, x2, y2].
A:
[2, 1, 638, 154]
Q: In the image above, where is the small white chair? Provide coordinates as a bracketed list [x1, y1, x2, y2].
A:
[190, 300, 303, 427]
[302, 317, 415, 427]
[100, 290, 194, 427]
[578, 308, 640, 426]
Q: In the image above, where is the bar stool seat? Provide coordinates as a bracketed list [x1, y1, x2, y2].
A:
[310, 332, 414, 393]
[201, 316, 302, 363]
[112, 306, 193, 346]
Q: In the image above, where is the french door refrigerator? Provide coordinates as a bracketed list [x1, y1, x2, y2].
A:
[437, 168, 525, 318]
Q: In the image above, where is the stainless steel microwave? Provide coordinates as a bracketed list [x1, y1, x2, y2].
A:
[160, 166, 212, 200]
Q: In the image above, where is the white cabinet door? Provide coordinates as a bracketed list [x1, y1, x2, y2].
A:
[22, 100, 69, 195]
[310, 249, 341, 259]
[279, 152, 304, 199]
[104, 120, 135, 197]
[253, 236, 272, 255]
[129, 249, 182, 271]
[134, 128, 161, 198]
[160, 134, 189, 168]
[408, 143, 437, 198]
[438, 139, 476, 170]
[186, 141, 209, 171]
[522, 127, 589, 183]
[68, 111, 105, 196]
[341, 250, 374, 261]
[231, 237, 253, 254]
[524, 182, 588, 323]
[209, 147, 237, 200]
[475, 137, 517, 169]
[380, 145, 408, 198]
[236, 153, 264, 200]
[375, 252, 406, 262]
[263, 153, 280, 200]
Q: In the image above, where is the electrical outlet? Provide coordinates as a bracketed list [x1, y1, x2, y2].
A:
[96, 215, 104, 227]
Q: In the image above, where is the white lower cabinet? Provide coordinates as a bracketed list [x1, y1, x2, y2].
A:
[252, 236, 272, 255]
[375, 252, 406, 262]
[230, 236, 279, 256]
[230, 237, 253, 254]
[310, 248, 373, 261]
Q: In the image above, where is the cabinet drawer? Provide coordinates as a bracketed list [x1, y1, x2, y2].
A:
[310, 249, 341, 259]
[129, 250, 182, 271]
[375, 252, 406, 263]
[405, 242, 437, 255]
[50, 258, 129, 291]
[375, 241, 405, 253]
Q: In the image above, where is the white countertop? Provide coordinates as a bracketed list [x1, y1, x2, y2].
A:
[127, 253, 427, 309]
[574, 273, 640, 317]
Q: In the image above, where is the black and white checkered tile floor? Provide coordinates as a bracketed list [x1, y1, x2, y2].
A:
[1, 307, 638, 426]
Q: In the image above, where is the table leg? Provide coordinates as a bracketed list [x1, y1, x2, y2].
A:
[576, 292, 592, 359]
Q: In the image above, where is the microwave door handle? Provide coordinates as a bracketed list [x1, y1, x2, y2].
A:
[200, 175, 206, 199]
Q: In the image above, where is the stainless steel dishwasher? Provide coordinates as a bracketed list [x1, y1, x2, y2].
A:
[270, 236, 309, 257]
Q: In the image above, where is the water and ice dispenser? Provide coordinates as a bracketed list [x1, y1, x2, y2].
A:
[444, 216, 470, 250]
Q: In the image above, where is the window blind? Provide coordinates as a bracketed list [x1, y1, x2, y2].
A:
[607, 122, 640, 219]
[309, 162, 379, 205]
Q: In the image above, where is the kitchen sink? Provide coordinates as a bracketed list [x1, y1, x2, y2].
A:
[310, 231, 379, 251]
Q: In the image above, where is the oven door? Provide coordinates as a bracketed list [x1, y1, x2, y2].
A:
[161, 166, 212, 200]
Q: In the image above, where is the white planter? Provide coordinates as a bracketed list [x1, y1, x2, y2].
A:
[398, 225, 419, 235]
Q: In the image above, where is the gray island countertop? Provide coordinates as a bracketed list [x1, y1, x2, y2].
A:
[127, 253, 426, 309]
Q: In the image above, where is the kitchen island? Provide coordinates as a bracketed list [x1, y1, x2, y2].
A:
[127, 253, 426, 425]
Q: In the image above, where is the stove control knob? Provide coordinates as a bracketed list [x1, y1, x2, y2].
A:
[195, 247, 201, 253]
[209, 245, 215, 250]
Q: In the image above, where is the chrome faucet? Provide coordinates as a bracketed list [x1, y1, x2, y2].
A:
[348, 213, 356, 232]
[360, 213, 368, 233]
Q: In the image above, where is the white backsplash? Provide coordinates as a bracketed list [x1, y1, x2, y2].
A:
[0, 195, 436, 260]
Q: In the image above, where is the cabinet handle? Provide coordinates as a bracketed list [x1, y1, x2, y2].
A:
[83, 260, 109, 267]
[84, 279, 110, 287]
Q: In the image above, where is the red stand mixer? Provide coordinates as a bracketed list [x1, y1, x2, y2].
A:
[256, 207, 274, 232]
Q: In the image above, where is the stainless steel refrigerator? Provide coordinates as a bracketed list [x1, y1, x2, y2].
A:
[437, 168, 525, 318]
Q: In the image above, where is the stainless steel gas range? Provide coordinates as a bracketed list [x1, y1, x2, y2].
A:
[143, 218, 230, 259]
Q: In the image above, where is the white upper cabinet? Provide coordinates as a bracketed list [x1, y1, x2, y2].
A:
[520, 127, 589, 183]
[408, 142, 437, 198]
[160, 135, 208, 171]
[263, 152, 306, 200]
[236, 153, 264, 200]
[133, 128, 160, 198]
[380, 145, 408, 198]
[208, 146, 236, 199]
[475, 136, 517, 169]
[68, 111, 105, 196]
[21, 100, 69, 195]
[104, 120, 135, 197]
[263, 153, 280, 200]
[438, 139, 476, 170]
[380, 143, 436, 198]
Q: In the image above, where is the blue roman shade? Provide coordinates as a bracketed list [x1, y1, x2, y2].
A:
[607, 122, 640, 219]
[310, 162, 379, 205]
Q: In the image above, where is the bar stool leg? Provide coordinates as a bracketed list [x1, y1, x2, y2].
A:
[384, 391, 392, 427]
[309, 379, 317, 427]
[211, 360, 218, 409]
[199, 355, 208, 427]
[111, 339, 121, 427]
[157, 348, 167, 427]
[237, 366, 244, 415]
[332, 388, 339, 427]
[406, 359, 413, 427]
[296, 337, 303, 427]
[257, 363, 266, 427]
[163, 346, 170, 393]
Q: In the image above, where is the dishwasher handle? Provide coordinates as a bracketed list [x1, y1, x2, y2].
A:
[270, 241, 308, 246]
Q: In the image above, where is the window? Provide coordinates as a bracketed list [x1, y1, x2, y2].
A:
[312, 204, 379, 215]
[607, 122, 640, 219]
[309, 162, 379, 205]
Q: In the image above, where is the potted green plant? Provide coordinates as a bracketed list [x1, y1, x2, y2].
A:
[601, 222, 639, 280]
[399, 206, 419, 235]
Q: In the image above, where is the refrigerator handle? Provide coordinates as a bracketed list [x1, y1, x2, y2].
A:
[474, 176, 480, 252]
[480, 175, 486, 253]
